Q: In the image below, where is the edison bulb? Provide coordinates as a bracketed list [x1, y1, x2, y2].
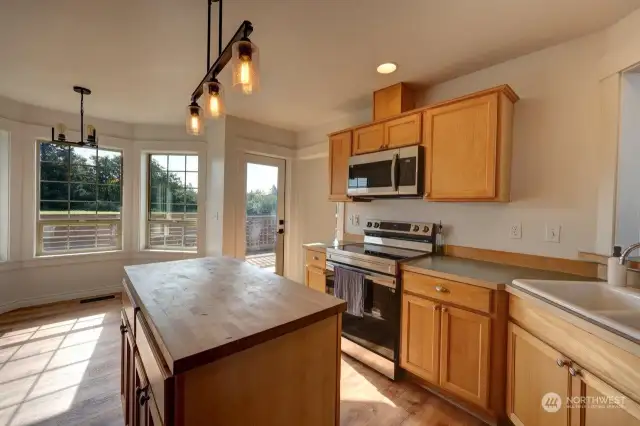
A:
[203, 80, 225, 118]
[232, 38, 260, 94]
[185, 103, 203, 136]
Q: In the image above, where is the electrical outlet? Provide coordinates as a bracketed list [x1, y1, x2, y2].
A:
[545, 224, 561, 243]
[354, 215, 360, 226]
[509, 223, 522, 239]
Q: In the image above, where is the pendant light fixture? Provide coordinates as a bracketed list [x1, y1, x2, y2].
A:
[49, 86, 98, 147]
[186, 0, 260, 134]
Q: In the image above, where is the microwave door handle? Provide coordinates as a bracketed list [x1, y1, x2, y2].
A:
[391, 153, 398, 190]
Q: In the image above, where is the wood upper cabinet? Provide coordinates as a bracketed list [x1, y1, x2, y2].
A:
[353, 124, 384, 155]
[439, 306, 490, 408]
[384, 113, 421, 149]
[400, 294, 441, 384]
[306, 266, 326, 293]
[423, 88, 516, 201]
[328, 131, 352, 201]
[507, 323, 570, 426]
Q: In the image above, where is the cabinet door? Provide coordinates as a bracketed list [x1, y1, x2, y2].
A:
[306, 266, 326, 292]
[507, 323, 570, 426]
[423, 93, 498, 199]
[328, 131, 352, 201]
[400, 294, 440, 384]
[133, 353, 150, 426]
[121, 313, 134, 426]
[439, 306, 491, 408]
[384, 113, 421, 148]
[353, 124, 384, 155]
[570, 364, 640, 426]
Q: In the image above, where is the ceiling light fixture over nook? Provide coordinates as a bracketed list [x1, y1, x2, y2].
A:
[186, 0, 260, 135]
[377, 63, 397, 74]
[48, 86, 98, 147]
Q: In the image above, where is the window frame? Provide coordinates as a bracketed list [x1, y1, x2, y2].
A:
[146, 153, 198, 251]
[36, 141, 124, 256]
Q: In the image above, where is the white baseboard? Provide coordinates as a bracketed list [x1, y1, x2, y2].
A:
[0, 285, 124, 315]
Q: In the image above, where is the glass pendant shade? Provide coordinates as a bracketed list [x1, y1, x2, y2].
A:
[186, 103, 204, 136]
[203, 80, 225, 119]
[232, 38, 260, 95]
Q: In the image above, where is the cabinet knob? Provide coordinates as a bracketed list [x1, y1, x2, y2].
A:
[556, 359, 570, 368]
[442, 307, 448, 313]
[435, 285, 450, 294]
[138, 390, 150, 406]
[120, 324, 127, 334]
[433, 305, 440, 311]
[313, 256, 319, 261]
[569, 366, 582, 377]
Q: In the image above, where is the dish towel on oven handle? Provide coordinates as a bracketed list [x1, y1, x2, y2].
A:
[333, 266, 366, 317]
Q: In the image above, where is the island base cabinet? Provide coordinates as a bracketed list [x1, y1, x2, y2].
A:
[176, 315, 342, 426]
[574, 370, 640, 426]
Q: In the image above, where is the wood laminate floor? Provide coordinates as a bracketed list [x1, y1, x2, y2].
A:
[0, 297, 483, 426]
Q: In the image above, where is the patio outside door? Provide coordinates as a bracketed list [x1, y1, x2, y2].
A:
[243, 154, 286, 275]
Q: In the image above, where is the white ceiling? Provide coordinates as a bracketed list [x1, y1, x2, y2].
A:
[0, 0, 638, 131]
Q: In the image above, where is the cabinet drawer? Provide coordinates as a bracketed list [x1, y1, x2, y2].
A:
[305, 250, 326, 269]
[122, 280, 137, 335]
[402, 271, 493, 314]
[135, 311, 173, 425]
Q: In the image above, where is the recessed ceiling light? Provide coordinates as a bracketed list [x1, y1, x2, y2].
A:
[377, 62, 397, 74]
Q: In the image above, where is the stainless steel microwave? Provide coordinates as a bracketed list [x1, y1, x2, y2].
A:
[347, 145, 424, 198]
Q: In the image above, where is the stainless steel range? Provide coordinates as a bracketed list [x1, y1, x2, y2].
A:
[325, 219, 436, 380]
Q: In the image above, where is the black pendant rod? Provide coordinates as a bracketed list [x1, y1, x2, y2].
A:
[80, 91, 84, 143]
[191, 19, 253, 102]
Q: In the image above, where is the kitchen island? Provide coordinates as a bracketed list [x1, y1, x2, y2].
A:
[120, 257, 346, 426]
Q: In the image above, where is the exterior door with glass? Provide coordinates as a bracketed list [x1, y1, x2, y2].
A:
[243, 154, 286, 275]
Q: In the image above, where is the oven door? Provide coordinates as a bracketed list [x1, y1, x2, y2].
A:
[325, 262, 399, 362]
[347, 149, 398, 196]
[397, 145, 423, 196]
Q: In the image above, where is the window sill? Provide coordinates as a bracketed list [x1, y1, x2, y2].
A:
[22, 250, 128, 268]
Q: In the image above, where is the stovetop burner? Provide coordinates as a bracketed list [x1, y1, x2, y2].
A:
[339, 243, 428, 261]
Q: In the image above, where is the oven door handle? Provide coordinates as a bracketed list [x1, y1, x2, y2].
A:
[326, 262, 396, 289]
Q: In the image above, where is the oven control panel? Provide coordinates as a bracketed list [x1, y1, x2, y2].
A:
[364, 219, 437, 236]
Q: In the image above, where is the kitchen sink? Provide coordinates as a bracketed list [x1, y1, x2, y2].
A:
[511, 280, 640, 342]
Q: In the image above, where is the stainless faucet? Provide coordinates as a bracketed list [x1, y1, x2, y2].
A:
[619, 242, 640, 265]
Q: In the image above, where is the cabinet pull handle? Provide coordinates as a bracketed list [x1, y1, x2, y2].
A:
[120, 324, 127, 334]
[569, 366, 582, 377]
[556, 359, 570, 368]
[435, 285, 449, 293]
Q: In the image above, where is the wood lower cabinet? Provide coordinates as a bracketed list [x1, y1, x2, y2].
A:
[328, 131, 352, 201]
[507, 323, 569, 426]
[440, 306, 490, 408]
[423, 87, 516, 201]
[400, 294, 440, 384]
[306, 266, 326, 292]
[384, 113, 421, 148]
[400, 271, 506, 421]
[353, 123, 384, 155]
[121, 313, 134, 426]
[506, 321, 640, 426]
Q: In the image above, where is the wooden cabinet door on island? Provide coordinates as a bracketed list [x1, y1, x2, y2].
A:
[121, 313, 134, 426]
[353, 123, 384, 155]
[400, 294, 441, 384]
[328, 131, 352, 201]
[439, 306, 490, 408]
[306, 266, 326, 293]
[423, 88, 516, 201]
[507, 323, 570, 426]
[384, 113, 421, 149]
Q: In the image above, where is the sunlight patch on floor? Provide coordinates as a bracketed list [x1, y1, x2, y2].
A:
[0, 313, 105, 426]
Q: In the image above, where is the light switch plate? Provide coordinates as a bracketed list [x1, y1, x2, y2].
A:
[545, 224, 561, 243]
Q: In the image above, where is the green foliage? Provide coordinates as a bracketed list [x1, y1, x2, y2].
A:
[39, 143, 122, 213]
[246, 185, 277, 216]
[149, 158, 198, 216]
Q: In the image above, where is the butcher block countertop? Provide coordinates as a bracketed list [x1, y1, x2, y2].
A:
[124, 257, 346, 375]
[401, 256, 591, 290]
